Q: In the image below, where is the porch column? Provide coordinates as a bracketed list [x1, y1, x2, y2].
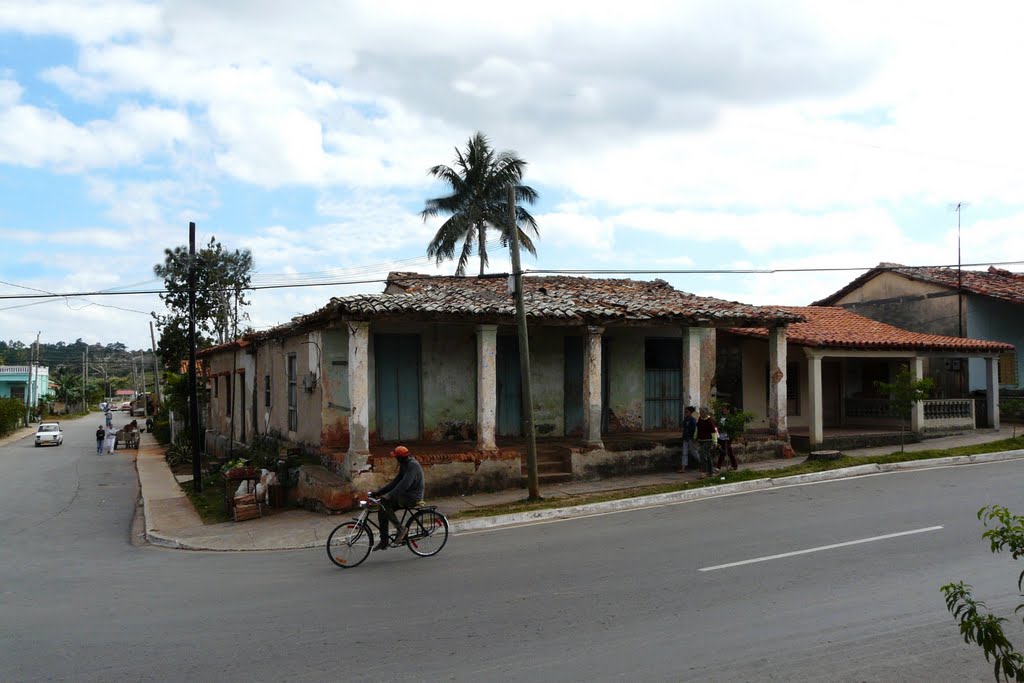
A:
[681, 326, 702, 409]
[346, 321, 370, 471]
[476, 324, 498, 451]
[583, 326, 604, 448]
[910, 356, 925, 434]
[768, 325, 789, 439]
[807, 351, 823, 447]
[986, 356, 1001, 429]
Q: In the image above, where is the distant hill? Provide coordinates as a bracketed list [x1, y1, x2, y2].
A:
[0, 339, 153, 376]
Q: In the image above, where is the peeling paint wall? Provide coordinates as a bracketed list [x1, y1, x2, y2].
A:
[604, 329, 645, 432]
[420, 322, 476, 439]
[320, 327, 350, 449]
[528, 327, 566, 436]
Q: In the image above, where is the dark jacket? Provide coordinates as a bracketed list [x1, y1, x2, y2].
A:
[696, 416, 717, 440]
[682, 414, 697, 440]
[378, 456, 425, 502]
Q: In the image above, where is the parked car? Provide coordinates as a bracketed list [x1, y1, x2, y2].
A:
[35, 422, 63, 447]
[120, 401, 132, 411]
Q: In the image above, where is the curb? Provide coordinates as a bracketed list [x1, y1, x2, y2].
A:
[142, 448, 1024, 551]
[448, 450, 1024, 534]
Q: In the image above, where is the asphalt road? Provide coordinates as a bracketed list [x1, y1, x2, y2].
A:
[2, 414, 1022, 682]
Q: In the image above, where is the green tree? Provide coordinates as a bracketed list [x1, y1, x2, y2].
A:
[421, 132, 540, 276]
[51, 367, 82, 405]
[874, 364, 935, 452]
[942, 505, 1024, 681]
[152, 237, 253, 367]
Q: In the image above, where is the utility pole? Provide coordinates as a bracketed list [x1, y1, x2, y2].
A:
[81, 350, 87, 413]
[507, 184, 540, 500]
[138, 352, 148, 417]
[188, 222, 203, 492]
[149, 321, 162, 406]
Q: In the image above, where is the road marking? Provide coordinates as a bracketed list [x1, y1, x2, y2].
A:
[698, 525, 944, 572]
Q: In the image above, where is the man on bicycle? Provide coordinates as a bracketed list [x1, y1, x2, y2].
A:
[370, 445, 424, 551]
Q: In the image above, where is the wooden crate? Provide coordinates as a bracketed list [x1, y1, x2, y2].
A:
[233, 502, 261, 522]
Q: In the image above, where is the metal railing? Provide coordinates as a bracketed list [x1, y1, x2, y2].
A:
[845, 398, 904, 419]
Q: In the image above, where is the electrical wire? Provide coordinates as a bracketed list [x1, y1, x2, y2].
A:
[0, 259, 1021, 301]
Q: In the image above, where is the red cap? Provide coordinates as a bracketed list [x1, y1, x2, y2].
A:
[390, 445, 410, 457]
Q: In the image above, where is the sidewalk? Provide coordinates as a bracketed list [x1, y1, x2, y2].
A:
[136, 426, 1024, 551]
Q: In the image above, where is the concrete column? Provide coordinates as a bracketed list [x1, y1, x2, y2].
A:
[768, 326, 789, 438]
[346, 322, 370, 470]
[986, 356, 1001, 429]
[583, 326, 604, 448]
[910, 356, 925, 434]
[476, 325, 498, 451]
[681, 326, 702, 409]
[807, 352, 823, 447]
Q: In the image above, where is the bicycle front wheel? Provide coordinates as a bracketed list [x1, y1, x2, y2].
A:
[406, 509, 449, 557]
[327, 520, 374, 568]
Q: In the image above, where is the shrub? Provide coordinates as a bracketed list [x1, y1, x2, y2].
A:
[0, 397, 25, 436]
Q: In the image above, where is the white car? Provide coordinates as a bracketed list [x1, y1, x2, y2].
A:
[35, 422, 64, 447]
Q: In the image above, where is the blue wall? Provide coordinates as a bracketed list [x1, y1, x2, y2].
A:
[966, 297, 1022, 392]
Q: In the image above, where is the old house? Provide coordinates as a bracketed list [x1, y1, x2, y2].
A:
[198, 273, 801, 502]
[814, 265, 1023, 408]
[719, 306, 1013, 450]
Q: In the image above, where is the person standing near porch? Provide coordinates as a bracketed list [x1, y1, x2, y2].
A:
[695, 407, 718, 478]
[715, 403, 739, 471]
[679, 406, 698, 472]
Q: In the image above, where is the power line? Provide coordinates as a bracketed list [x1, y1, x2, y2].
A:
[0, 259, 1021, 302]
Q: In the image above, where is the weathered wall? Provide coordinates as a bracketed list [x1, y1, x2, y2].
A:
[604, 328, 645, 432]
[739, 339, 811, 428]
[319, 326, 350, 449]
[420, 323, 477, 440]
[833, 272, 960, 336]
[364, 449, 522, 497]
[528, 327, 566, 437]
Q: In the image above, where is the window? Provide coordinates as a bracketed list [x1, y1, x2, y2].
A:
[264, 374, 271, 407]
[287, 354, 297, 432]
[225, 374, 232, 416]
[213, 376, 218, 398]
[999, 351, 1019, 386]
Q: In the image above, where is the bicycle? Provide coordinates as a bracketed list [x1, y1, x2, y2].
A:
[326, 494, 450, 569]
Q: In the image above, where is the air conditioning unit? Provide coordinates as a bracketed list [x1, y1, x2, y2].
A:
[302, 372, 318, 392]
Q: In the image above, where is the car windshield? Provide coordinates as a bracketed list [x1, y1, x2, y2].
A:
[39, 425, 58, 432]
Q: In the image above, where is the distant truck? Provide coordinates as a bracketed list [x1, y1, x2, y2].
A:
[130, 393, 157, 417]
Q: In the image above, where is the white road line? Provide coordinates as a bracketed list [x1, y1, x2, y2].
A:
[698, 525, 944, 572]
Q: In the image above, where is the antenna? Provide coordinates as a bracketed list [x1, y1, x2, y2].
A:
[953, 202, 967, 338]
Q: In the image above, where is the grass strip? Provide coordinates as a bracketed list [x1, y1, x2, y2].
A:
[449, 436, 1024, 520]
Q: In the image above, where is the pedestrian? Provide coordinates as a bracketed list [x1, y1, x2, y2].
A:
[678, 406, 698, 472]
[695, 407, 719, 478]
[95, 425, 105, 454]
[105, 425, 117, 454]
[715, 403, 739, 471]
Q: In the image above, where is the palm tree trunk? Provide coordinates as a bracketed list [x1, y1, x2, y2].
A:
[478, 223, 485, 276]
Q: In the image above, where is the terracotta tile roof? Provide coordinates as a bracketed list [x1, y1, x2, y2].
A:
[814, 263, 1024, 306]
[729, 306, 1014, 353]
[236, 273, 804, 345]
[348, 272, 803, 325]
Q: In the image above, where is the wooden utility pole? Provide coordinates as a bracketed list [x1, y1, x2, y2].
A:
[507, 184, 540, 500]
[188, 222, 203, 492]
[149, 321, 162, 406]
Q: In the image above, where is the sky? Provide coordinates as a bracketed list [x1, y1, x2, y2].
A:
[2, 0, 1023, 353]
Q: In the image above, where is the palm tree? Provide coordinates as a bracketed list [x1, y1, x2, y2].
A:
[421, 132, 540, 276]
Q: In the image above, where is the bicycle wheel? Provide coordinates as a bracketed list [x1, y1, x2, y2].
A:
[326, 520, 374, 568]
[405, 509, 449, 557]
